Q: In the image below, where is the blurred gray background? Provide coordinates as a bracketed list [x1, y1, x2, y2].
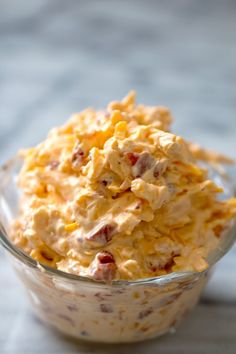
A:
[0, 1, 236, 353]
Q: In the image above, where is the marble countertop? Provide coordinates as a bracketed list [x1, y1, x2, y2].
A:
[0, 0, 236, 353]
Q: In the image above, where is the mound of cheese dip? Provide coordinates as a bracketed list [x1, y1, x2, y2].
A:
[12, 92, 236, 281]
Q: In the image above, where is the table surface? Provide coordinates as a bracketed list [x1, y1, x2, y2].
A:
[0, 1, 236, 353]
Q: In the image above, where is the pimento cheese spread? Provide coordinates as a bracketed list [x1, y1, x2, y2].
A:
[12, 92, 236, 282]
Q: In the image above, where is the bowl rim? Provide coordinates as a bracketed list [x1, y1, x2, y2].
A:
[0, 157, 236, 288]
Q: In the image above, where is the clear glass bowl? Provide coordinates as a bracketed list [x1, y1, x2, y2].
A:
[0, 158, 235, 343]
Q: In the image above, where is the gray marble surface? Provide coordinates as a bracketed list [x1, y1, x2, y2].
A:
[0, 0, 236, 353]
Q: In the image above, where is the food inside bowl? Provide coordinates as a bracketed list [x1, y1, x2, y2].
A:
[11, 91, 236, 283]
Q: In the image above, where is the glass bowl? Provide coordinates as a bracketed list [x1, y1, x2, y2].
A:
[0, 158, 235, 343]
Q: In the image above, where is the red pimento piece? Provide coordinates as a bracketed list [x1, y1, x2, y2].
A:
[97, 251, 115, 264]
[132, 152, 154, 178]
[90, 251, 117, 282]
[71, 142, 85, 168]
[126, 152, 139, 166]
[100, 303, 113, 313]
[138, 308, 153, 319]
[86, 224, 116, 245]
[153, 159, 168, 178]
[153, 165, 160, 178]
[126, 151, 155, 177]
